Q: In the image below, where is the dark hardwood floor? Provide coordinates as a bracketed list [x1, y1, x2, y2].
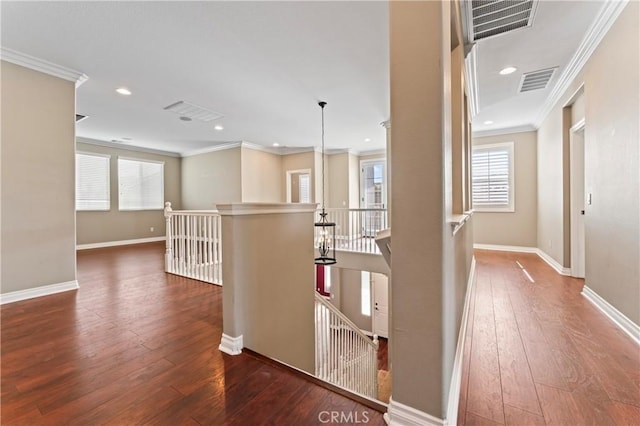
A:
[458, 250, 640, 426]
[1, 243, 385, 425]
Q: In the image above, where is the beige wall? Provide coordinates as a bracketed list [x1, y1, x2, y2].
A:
[349, 154, 360, 208]
[330, 267, 373, 332]
[582, 2, 639, 324]
[219, 205, 316, 373]
[328, 153, 350, 208]
[1, 61, 77, 293]
[240, 147, 282, 203]
[181, 148, 242, 209]
[473, 131, 538, 247]
[75, 140, 181, 245]
[282, 151, 316, 203]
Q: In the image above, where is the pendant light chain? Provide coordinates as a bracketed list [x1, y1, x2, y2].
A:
[321, 103, 326, 210]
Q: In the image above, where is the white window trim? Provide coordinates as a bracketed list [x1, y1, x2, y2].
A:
[472, 141, 515, 213]
[117, 156, 165, 211]
[359, 158, 387, 209]
[76, 151, 111, 211]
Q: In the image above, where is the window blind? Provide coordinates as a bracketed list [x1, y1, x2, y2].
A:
[472, 144, 513, 210]
[299, 174, 311, 203]
[118, 158, 164, 210]
[76, 153, 110, 211]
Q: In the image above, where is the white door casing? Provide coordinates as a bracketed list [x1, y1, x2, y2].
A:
[372, 273, 389, 338]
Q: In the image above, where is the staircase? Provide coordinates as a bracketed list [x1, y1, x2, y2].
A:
[315, 293, 379, 399]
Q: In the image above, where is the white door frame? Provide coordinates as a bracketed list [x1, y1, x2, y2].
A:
[570, 118, 586, 278]
[285, 168, 312, 203]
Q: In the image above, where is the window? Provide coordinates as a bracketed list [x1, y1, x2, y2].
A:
[118, 158, 164, 210]
[76, 152, 110, 211]
[361, 271, 371, 316]
[299, 174, 311, 203]
[472, 142, 514, 212]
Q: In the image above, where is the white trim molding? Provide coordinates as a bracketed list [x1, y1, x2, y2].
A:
[463, 44, 479, 118]
[535, 249, 571, 276]
[472, 124, 537, 139]
[445, 257, 476, 426]
[77, 137, 180, 158]
[216, 202, 318, 216]
[77, 236, 165, 250]
[1, 47, 88, 87]
[534, 0, 629, 127]
[218, 334, 243, 355]
[385, 397, 444, 426]
[1, 280, 79, 305]
[473, 244, 571, 275]
[582, 286, 640, 345]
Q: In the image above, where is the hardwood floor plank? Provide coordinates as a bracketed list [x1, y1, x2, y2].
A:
[536, 383, 585, 425]
[466, 412, 504, 426]
[1, 243, 384, 425]
[466, 268, 505, 424]
[491, 267, 543, 416]
[463, 250, 640, 426]
[503, 404, 546, 426]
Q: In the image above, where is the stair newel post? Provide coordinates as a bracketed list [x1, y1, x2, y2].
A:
[164, 202, 173, 273]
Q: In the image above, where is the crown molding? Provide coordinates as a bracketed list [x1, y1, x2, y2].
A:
[1, 47, 88, 87]
[180, 141, 243, 157]
[464, 44, 479, 118]
[240, 141, 282, 155]
[472, 124, 537, 139]
[77, 137, 181, 157]
[533, 0, 629, 127]
[358, 148, 386, 157]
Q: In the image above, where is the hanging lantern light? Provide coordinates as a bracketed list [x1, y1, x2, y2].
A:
[315, 101, 336, 265]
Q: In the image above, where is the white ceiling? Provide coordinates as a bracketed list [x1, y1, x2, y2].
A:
[1, 1, 608, 154]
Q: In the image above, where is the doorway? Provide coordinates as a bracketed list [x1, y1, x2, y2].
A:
[285, 169, 311, 203]
[372, 273, 389, 338]
[570, 120, 586, 278]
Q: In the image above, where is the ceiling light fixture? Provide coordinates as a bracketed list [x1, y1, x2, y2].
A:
[484, 120, 494, 125]
[499, 66, 517, 75]
[273, 143, 280, 147]
[116, 87, 132, 96]
[214, 125, 224, 131]
[364, 138, 371, 142]
[315, 101, 336, 266]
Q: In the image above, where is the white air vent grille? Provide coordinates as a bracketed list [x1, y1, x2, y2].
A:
[163, 101, 224, 122]
[519, 67, 557, 92]
[471, 0, 537, 41]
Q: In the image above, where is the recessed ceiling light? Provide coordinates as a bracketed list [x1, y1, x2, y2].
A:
[116, 87, 132, 96]
[273, 143, 280, 147]
[364, 138, 371, 142]
[484, 120, 494, 125]
[214, 125, 224, 131]
[499, 66, 517, 75]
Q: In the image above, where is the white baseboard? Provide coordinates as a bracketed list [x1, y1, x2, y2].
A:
[535, 248, 571, 276]
[77, 236, 165, 250]
[473, 243, 537, 253]
[0, 280, 79, 305]
[386, 397, 443, 426]
[218, 333, 243, 355]
[445, 256, 476, 425]
[473, 244, 571, 276]
[582, 286, 640, 345]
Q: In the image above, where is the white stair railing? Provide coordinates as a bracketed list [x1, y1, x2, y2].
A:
[315, 293, 378, 399]
[164, 202, 222, 285]
[315, 208, 388, 254]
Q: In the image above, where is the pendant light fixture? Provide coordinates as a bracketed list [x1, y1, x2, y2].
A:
[315, 101, 337, 265]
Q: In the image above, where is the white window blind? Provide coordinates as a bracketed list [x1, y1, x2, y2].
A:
[118, 158, 164, 210]
[76, 153, 110, 211]
[472, 142, 514, 212]
[299, 174, 311, 203]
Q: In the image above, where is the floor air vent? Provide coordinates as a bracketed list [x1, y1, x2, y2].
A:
[519, 67, 557, 92]
[471, 0, 537, 41]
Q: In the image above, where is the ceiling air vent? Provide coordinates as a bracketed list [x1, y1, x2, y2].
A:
[76, 113, 89, 123]
[163, 101, 224, 122]
[518, 67, 557, 92]
[471, 0, 538, 41]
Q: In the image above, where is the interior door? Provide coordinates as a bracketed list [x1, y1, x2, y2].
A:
[372, 273, 389, 338]
[571, 128, 586, 278]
